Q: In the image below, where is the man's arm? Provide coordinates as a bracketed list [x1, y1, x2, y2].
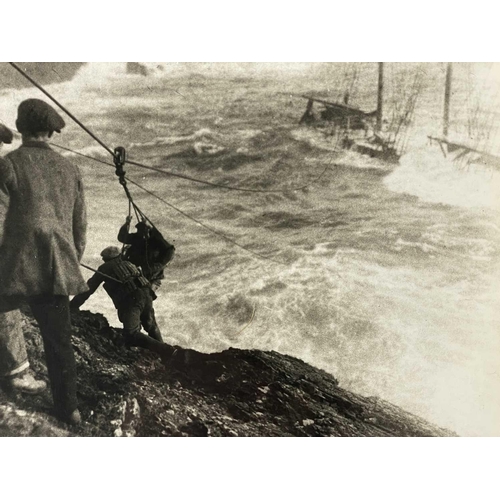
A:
[117, 216, 134, 244]
[0, 157, 15, 197]
[0, 158, 14, 245]
[72, 168, 87, 261]
[70, 270, 105, 309]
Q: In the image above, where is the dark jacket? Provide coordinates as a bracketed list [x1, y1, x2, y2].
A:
[71, 256, 150, 310]
[0, 142, 87, 296]
[117, 223, 174, 281]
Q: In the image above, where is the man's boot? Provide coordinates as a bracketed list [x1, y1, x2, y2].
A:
[58, 408, 82, 427]
[2, 370, 47, 395]
[123, 331, 175, 364]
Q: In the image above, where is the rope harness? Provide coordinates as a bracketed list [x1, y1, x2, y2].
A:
[113, 146, 142, 223]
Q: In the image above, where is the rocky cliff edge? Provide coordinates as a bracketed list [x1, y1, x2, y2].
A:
[0, 309, 455, 437]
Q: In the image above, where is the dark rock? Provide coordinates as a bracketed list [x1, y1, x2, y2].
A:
[0, 63, 84, 89]
[179, 418, 209, 437]
[126, 63, 148, 76]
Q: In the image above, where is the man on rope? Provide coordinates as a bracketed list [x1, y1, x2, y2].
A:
[70, 246, 174, 361]
[0, 99, 87, 426]
[118, 216, 175, 291]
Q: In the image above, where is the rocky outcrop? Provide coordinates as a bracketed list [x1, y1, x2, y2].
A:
[126, 63, 149, 77]
[0, 63, 84, 89]
[0, 309, 455, 437]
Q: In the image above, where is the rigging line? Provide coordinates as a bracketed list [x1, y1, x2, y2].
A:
[394, 69, 416, 136]
[51, 143, 115, 167]
[395, 89, 415, 151]
[403, 93, 419, 153]
[465, 64, 476, 138]
[333, 62, 346, 102]
[394, 70, 422, 153]
[8, 62, 114, 157]
[124, 158, 331, 193]
[80, 263, 124, 284]
[123, 175, 286, 266]
[349, 66, 358, 99]
[340, 63, 349, 101]
[398, 96, 417, 154]
[51, 142, 332, 194]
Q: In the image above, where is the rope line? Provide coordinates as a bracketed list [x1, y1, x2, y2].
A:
[124, 158, 330, 194]
[51, 142, 332, 194]
[51, 143, 114, 166]
[9, 62, 115, 157]
[80, 262, 123, 283]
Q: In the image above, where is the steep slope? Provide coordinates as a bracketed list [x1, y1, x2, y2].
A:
[0, 309, 455, 437]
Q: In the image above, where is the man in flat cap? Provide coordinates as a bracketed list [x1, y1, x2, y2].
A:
[71, 246, 180, 365]
[0, 121, 48, 396]
[71, 246, 168, 348]
[0, 99, 88, 425]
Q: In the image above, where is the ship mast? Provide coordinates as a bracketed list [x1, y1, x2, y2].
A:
[443, 62, 453, 138]
[376, 62, 384, 132]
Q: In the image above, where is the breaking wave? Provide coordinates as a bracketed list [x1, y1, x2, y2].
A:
[385, 147, 500, 210]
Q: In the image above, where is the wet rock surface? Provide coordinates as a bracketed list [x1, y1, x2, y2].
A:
[0, 310, 455, 437]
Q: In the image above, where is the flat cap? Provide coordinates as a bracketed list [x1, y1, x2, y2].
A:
[0, 123, 14, 144]
[16, 98, 65, 134]
[100, 246, 121, 260]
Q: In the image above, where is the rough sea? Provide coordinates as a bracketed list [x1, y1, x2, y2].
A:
[1, 62, 499, 436]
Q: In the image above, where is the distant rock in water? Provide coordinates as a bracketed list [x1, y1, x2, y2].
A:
[126, 62, 149, 76]
[0, 309, 455, 437]
[0, 63, 85, 89]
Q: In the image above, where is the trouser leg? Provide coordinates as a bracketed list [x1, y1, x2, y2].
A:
[0, 309, 29, 378]
[118, 299, 142, 335]
[140, 293, 163, 343]
[118, 289, 161, 342]
[118, 299, 150, 347]
[28, 295, 78, 416]
[118, 293, 172, 359]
